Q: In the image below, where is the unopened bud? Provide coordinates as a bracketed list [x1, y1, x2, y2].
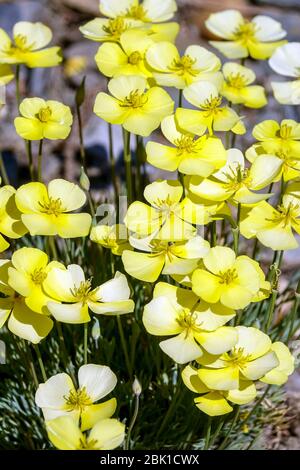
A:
[76, 76, 86, 108]
[80, 166, 90, 191]
[91, 319, 101, 341]
[132, 376, 142, 396]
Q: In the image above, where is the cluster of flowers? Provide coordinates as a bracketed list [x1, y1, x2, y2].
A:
[0, 0, 299, 450]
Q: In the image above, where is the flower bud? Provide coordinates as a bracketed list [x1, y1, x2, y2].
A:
[80, 166, 90, 191]
[132, 376, 142, 396]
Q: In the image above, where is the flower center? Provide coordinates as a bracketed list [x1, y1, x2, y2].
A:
[37, 106, 52, 123]
[226, 72, 247, 89]
[126, 5, 147, 20]
[128, 51, 142, 65]
[218, 268, 238, 285]
[102, 17, 128, 39]
[267, 202, 300, 227]
[168, 55, 199, 77]
[224, 347, 251, 367]
[31, 267, 47, 285]
[64, 387, 93, 411]
[176, 307, 201, 335]
[153, 194, 178, 214]
[200, 94, 223, 116]
[14, 34, 32, 51]
[39, 197, 65, 216]
[233, 21, 257, 43]
[278, 124, 293, 140]
[174, 135, 197, 155]
[71, 279, 93, 303]
[120, 90, 148, 108]
[221, 164, 251, 192]
[79, 437, 98, 450]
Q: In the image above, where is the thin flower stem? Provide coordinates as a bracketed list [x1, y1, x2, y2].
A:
[108, 123, 119, 210]
[77, 104, 86, 171]
[233, 203, 241, 255]
[15, 64, 21, 106]
[56, 321, 77, 384]
[217, 405, 240, 450]
[210, 221, 217, 247]
[208, 417, 226, 449]
[84, 322, 88, 365]
[25, 140, 35, 181]
[0, 151, 9, 185]
[48, 236, 58, 260]
[125, 393, 140, 450]
[178, 89, 183, 108]
[237, 385, 271, 432]
[117, 315, 132, 379]
[157, 380, 183, 439]
[123, 129, 133, 205]
[33, 344, 47, 382]
[37, 139, 44, 182]
[204, 417, 212, 450]
[287, 280, 300, 341]
[264, 289, 278, 332]
[17, 338, 39, 388]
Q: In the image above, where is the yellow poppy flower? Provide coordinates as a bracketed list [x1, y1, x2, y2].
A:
[186, 149, 281, 204]
[0, 22, 62, 68]
[35, 364, 117, 431]
[95, 29, 153, 78]
[99, 0, 177, 23]
[46, 416, 125, 450]
[146, 115, 227, 176]
[0, 185, 27, 253]
[44, 266, 134, 324]
[192, 246, 268, 310]
[8, 247, 63, 314]
[269, 43, 300, 105]
[251, 119, 300, 154]
[0, 64, 14, 85]
[122, 235, 210, 282]
[124, 179, 219, 241]
[182, 365, 257, 416]
[15, 179, 92, 238]
[0, 260, 53, 343]
[143, 282, 237, 364]
[196, 327, 280, 392]
[14, 98, 73, 141]
[90, 224, 132, 255]
[176, 81, 243, 136]
[94, 75, 174, 137]
[260, 342, 295, 385]
[240, 194, 300, 250]
[79, 17, 142, 43]
[221, 62, 267, 108]
[206, 10, 286, 60]
[146, 42, 221, 89]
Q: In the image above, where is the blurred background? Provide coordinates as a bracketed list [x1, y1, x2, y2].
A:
[0, 0, 300, 449]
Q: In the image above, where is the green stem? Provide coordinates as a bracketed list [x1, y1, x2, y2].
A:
[117, 316, 132, 379]
[15, 64, 21, 106]
[178, 89, 183, 108]
[264, 289, 278, 332]
[218, 406, 240, 450]
[125, 393, 140, 450]
[208, 417, 226, 449]
[108, 123, 119, 210]
[49, 236, 58, 260]
[18, 338, 39, 388]
[0, 151, 9, 185]
[157, 380, 182, 439]
[77, 105, 86, 171]
[204, 417, 212, 450]
[210, 221, 217, 247]
[37, 139, 44, 182]
[25, 140, 35, 181]
[123, 129, 133, 205]
[237, 385, 271, 431]
[56, 321, 76, 384]
[84, 322, 88, 365]
[233, 203, 241, 255]
[33, 344, 47, 382]
[287, 280, 300, 341]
